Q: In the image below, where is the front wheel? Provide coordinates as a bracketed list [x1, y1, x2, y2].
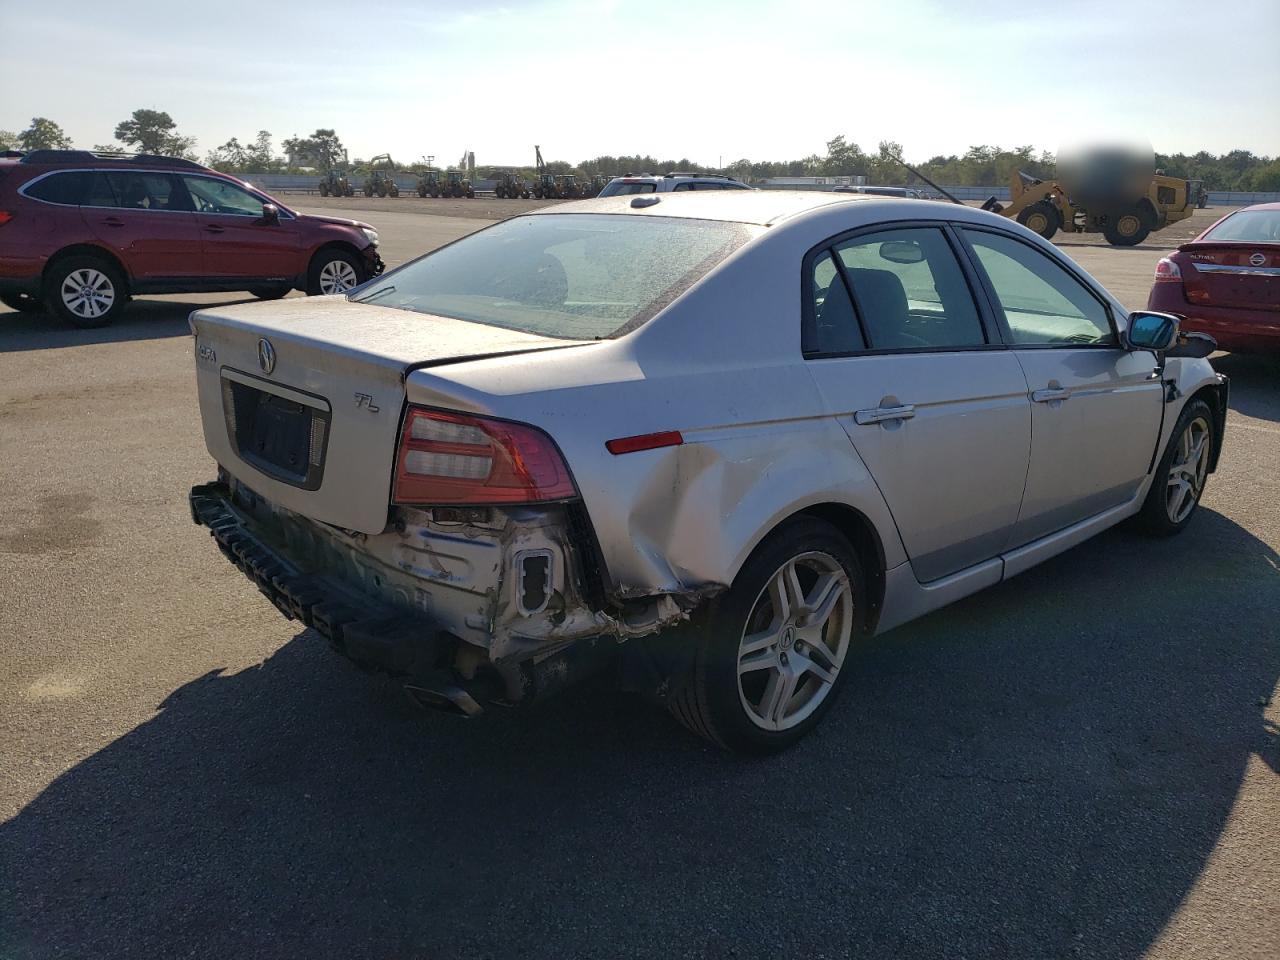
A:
[1, 291, 43, 313]
[306, 249, 365, 296]
[1017, 201, 1060, 240]
[44, 256, 128, 328]
[1136, 398, 1214, 536]
[666, 517, 866, 753]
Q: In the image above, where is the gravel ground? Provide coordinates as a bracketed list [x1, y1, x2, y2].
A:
[1, 201, 1276, 960]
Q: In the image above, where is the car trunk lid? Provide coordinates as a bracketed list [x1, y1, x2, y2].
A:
[191, 296, 588, 533]
[1179, 242, 1280, 312]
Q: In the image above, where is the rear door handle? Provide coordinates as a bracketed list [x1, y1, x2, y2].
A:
[1031, 388, 1071, 403]
[102, 217, 125, 227]
[854, 403, 916, 425]
[204, 224, 225, 234]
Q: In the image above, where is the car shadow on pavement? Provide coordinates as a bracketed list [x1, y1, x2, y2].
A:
[2, 510, 1277, 959]
[0, 298, 256, 352]
[1211, 351, 1280, 423]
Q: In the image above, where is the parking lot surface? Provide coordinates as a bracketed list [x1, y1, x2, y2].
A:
[1, 204, 1276, 959]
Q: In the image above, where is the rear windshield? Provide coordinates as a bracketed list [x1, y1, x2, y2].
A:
[351, 213, 758, 339]
[600, 181, 657, 196]
[1203, 209, 1280, 243]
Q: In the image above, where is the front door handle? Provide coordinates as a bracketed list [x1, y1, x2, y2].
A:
[102, 217, 125, 227]
[1031, 387, 1071, 403]
[204, 224, 226, 234]
[854, 403, 916, 425]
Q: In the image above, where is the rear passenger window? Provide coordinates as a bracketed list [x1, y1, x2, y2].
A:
[24, 171, 89, 205]
[98, 172, 191, 212]
[806, 251, 864, 355]
[962, 230, 1115, 346]
[834, 227, 985, 350]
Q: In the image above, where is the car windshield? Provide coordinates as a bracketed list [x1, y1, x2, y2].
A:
[351, 213, 758, 339]
[1202, 209, 1280, 243]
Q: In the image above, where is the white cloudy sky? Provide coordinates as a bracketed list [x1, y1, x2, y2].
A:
[2, 0, 1278, 165]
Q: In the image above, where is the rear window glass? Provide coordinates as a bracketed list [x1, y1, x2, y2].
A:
[602, 181, 657, 196]
[24, 171, 90, 205]
[1203, 209, 1280, 243]
[352, 213, 758, 339]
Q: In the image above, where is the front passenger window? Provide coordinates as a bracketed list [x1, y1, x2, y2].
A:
[962, 230, 1115, 346]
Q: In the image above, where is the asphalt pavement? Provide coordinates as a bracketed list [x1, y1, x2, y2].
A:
[1, 204, 1276, 960]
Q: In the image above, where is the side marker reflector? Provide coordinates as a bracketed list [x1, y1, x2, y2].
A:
[606, 431, 684, 455]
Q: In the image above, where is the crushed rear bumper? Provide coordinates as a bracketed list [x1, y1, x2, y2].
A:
[188, 480, 614, 709]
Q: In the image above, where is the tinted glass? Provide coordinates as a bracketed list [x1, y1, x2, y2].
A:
[102, 172, 190, 211]
[602, 181, 656, 196]
[672, 182, 695, 191]
[808, 251, 863, 354]
[963, 230, 1114, 346]
[835, 227, 984, 349]
[183, 176, 265, 217]
[25, 171, 89, 205]
[351, 214, 758, 340]
[1202, 209, 1280, 243]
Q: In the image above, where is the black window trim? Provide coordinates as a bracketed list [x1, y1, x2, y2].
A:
[954, 224, 1121, 350]
[801, 219, 1006, 360]
[18, 167, 294, 219]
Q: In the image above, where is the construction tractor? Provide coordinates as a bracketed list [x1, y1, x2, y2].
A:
[317, 170, 354, 197]
[416, 170, 442, 197]
[442, 170, 474, 198]
[584, 174, 611, 197]
[982, 170, 1201, 246]
[495, 172, 528, 199]
[361, 155, 400, 197]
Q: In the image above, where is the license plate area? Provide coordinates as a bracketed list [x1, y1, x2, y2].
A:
[221, 371, 331, 490]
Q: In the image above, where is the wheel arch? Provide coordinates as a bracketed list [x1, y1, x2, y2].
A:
[43, 244, 131, 294]
[795, 502, 888, 632]
[307, 239, 365, 269]
[1186, 380, 1229, 473]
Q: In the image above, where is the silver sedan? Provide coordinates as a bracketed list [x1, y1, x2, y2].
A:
[188, 191, 1227, 753]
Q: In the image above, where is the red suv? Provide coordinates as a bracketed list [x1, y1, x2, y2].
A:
[0, 150, 384, 327]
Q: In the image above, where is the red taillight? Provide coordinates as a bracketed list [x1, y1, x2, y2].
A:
[393, 407, 576, 505]
[1154, 257, 1182, 282]
[0, 211, 13, 226]
[605, 431, 684, 455]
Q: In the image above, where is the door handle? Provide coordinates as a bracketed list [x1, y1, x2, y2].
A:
[1031, 387, 1071, 403]
[854, 403, 916, 425]
[102, 217, 125, 227]
[204, 224, 225, 234]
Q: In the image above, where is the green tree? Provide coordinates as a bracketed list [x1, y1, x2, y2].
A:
[282, 129, 344, 171]
[0, 129, 19, 150]
[18, 117, 73, 150]
[113, 109, 195, 156]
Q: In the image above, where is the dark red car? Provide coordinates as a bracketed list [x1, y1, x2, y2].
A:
[1147, 201, 1280, 353]
[0, 150, 384, 328]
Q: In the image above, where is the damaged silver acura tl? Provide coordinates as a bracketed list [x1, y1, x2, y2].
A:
[189, 190, 1227, 753]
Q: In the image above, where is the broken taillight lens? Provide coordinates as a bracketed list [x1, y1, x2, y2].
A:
[393, 407, 576, 505]
[1154, 257, 1182, 281]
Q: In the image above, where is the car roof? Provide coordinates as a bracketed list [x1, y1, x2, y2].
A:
[541, 189, 932, 225]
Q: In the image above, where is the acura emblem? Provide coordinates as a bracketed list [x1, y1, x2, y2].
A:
[1250, 252, 1266, 267]
[257, 337, 276, 374]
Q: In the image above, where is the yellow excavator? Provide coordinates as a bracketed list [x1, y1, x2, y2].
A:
[980, 170, 1203, 246]
[893, 156, 1201, 247]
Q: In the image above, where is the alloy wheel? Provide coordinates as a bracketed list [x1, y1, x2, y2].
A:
[318, 260, 359, 294]
[60, 268, 115, 320]
[736, 552, 854, 731]
[1166, 416, 1210, 523]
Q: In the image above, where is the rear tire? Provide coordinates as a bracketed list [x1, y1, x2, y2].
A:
[44, 256, 128, 328]
[1017, 201, 1060, 240]
[306, 249, 365, 296]
[1, 291, 43, 313]
[666, 517, 867, 754]
[248, 286, 290, 301]
[1104, 207, 1151, 246]
[1136, 398, 1214, 536]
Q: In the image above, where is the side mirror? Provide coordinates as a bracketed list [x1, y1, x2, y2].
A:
[259, 203, 280, 226]
[879, 240, 925, 264]
[1125, 310, 1180, 352]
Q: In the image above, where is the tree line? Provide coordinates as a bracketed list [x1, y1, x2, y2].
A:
[4, 115, 1279, 192]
